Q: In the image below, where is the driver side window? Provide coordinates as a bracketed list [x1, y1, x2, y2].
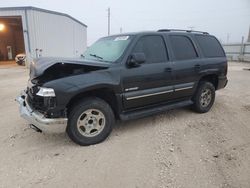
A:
[133, 35, 168, 64]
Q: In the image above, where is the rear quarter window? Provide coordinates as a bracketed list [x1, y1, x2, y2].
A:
[195, 35, 225, 58]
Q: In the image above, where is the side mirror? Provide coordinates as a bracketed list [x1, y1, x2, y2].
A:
[127, 53, 146, 67]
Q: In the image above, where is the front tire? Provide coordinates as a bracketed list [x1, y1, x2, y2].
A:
[66, 97, 115, 146]
[192, 81, 215, 113]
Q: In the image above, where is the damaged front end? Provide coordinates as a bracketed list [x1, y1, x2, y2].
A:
[16, 89, 68, 132]
[30, 60, 108, 85]
[26, 82, 59, 118]
[16, 57, 110, 132]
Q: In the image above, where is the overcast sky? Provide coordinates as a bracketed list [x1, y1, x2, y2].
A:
[0, 0, 249, 45]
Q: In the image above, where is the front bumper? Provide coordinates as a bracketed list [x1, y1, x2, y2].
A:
[16, 91, 68, 132]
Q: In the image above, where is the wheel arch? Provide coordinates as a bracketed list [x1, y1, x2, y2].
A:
[199, 74, 219, 90]
[66, 87, 120, 119]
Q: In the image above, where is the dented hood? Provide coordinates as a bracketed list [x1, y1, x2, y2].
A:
[30, 57, 111, 79]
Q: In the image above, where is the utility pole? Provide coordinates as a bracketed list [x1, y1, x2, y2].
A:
[239, 36, 245, 62]
[107, 7, 110, 36]
[227, 33, 230, 44]
[247, 26, 250, 43]
[120, 27, 123, 34]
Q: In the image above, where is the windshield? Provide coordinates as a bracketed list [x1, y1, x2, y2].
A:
[83, 35, 132, 62]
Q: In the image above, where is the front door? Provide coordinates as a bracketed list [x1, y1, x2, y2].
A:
[122, 35, 173, 110]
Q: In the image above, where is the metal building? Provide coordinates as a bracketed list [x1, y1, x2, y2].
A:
[0, 6, 87, 66]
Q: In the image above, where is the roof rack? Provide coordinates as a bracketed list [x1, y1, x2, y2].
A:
[157, 29, 209, 35]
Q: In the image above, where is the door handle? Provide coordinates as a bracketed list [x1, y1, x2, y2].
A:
[194, 64, 201, 70]
[165, 68, 172, 72]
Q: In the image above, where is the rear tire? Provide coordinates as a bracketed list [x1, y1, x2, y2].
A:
[191, 81, 215, 113]
[66, 97, 115, 146]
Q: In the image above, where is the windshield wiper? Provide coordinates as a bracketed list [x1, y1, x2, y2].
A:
[90, 54, 103, 60]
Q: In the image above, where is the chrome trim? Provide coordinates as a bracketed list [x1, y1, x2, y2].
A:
[174, 86, 193, 92]
[125, 84, 194, 101]
[125, 87, 139, 92]
[126, 89, 173, 100]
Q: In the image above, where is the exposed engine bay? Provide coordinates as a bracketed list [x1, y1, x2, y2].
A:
[26, 58, 110, 118]
[31, 62, 108, 85]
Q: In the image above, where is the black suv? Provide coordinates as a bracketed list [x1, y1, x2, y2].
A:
[16, 29, 228, 145]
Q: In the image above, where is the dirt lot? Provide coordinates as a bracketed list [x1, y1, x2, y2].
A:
[0, 62, 250, 188]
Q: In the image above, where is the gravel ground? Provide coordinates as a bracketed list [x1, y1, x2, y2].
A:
[0, 62, 249, 188]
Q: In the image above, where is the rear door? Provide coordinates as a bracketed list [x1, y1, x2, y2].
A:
[167, 34, 201, 100]
[122, 35, 173, 110]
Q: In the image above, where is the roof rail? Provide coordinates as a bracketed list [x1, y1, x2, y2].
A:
[157, 29, 209, 35]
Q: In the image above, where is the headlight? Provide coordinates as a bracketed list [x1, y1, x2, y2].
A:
[36, 87, 56, 97]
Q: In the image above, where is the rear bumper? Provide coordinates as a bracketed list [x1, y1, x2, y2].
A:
[16, 91, 67, 132]
[217, 76, 228, 90]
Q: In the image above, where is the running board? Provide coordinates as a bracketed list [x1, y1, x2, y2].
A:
[120, 100, 193, 121]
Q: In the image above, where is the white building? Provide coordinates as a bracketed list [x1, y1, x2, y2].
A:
[0, 6, 87, 65]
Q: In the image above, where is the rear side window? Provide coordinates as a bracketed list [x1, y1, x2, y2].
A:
[169, 35, 198, 60]
[196, 35, 225, 57]
[133, 35, 168, 63]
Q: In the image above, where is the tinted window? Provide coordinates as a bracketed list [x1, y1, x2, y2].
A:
[196, 35, 225, 57]
[133, 36, 168, 63]
[170, 35, 198, 60]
